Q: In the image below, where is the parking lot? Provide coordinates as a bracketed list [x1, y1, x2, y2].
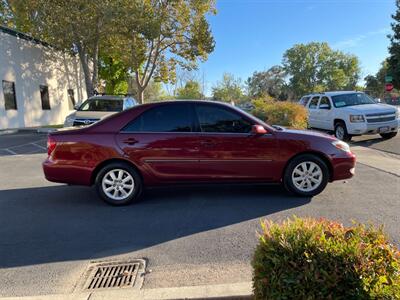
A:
[0, 131, 399, 297]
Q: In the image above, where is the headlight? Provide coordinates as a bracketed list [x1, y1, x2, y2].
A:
[64, 115, 74, 126]
[332, 140, 351, 153]
[349, 115, 365, 123]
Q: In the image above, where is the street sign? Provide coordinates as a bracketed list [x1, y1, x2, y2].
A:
[385, 83, 394, 92]
[385, 75, 393, 83]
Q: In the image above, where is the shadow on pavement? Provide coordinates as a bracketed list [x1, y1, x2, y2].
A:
[0, 184, 310, 268]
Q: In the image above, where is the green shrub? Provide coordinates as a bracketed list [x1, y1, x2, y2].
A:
[251, 98, 308, 129]
[252, 217, 400, 300]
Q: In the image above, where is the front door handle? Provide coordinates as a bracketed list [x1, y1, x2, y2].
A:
[122, 138, 138, 145]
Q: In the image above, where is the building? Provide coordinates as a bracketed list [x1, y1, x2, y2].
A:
[0, 26, 87, 129]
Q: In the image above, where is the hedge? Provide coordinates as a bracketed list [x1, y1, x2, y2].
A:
[252, 217, 400, 299]
[251, 98, 308, 129]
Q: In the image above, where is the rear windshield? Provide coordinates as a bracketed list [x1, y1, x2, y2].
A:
[331, 93, 375, 108]
[79, 99, 123, 112]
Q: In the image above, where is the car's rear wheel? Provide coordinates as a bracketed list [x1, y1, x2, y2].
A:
[380, 131, 397, 140]
[95, 162, 142, 206]
[284, 154, 329, 197]
[334, 121, 352, 142]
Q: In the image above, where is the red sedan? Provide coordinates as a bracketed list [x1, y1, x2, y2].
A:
[43, 100, 356, 205]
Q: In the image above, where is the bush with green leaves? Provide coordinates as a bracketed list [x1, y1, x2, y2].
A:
[252, 217, 400, 300]
[251, 98, 308, 129]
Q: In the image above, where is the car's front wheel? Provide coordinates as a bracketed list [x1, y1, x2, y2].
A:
[334, 121, 352, 142]
[283, 154, 329, 197]
[380, 131, 397, 140]
[95, 162, 142, 206]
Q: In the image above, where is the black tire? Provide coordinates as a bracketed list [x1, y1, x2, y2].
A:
[334, 121, 352, 142]
[283, 154, 330, 197]
[95, 162, 143, 206]
[380, 131, 397, 140]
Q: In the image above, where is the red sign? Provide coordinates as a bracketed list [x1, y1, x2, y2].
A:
[385, 83, 394, 92]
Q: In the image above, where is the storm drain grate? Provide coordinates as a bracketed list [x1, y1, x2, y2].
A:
[83, 260, 146, 290]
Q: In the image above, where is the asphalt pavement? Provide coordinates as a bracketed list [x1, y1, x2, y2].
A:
[0, 131, 399, 298]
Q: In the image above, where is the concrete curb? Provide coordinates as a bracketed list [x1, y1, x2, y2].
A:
[0, 282, 253, 300]
[351, 145, 400, 177]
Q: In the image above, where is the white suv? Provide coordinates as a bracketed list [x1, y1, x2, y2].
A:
[301, 91, 399, 141]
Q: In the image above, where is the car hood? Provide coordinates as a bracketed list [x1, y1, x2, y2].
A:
[276, 127, 335, 140]
[340, 104, 396, 114]
[70, 111, 118, 119]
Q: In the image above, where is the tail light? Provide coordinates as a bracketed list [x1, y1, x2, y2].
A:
[47, 135, 57, 156]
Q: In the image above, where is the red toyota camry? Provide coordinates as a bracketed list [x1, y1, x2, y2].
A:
[43, 100, 356, 205]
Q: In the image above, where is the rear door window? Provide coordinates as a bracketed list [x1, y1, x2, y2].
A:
[123, 103, 193, 132]
[318, 97, 331, 109]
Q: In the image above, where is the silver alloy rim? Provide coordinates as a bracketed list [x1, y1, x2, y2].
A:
[292, 161, 323, 192]
[336, 126, 345, 140]
[102, 169, 135, 201]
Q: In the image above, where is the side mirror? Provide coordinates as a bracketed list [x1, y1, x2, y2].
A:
[251, 125, 267, 135]
[319, 104, 331, 110]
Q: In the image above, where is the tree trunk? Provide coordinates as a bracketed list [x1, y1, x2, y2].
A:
[77, 43, 94, 98]
[137, 88, 145, 104]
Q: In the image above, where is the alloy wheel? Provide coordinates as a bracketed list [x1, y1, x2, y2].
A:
[101, 169, 135, 201]
[291, 161, 323, 192]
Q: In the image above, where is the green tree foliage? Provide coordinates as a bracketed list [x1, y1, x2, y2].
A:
[111, 0, 216, 103]
[212, 73, 244, 104]
[283, 42, 360, 97]
[246, 65, 288, 100]
[364, 61, 388, 99]
[99, 57, 129, 95]
[388, 0, 400, 89]
[129, 79, 169, 102]
[176, 80, 203, 99]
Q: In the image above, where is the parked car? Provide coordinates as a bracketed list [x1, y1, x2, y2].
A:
[64, 95, 137, 127]
[303, 91, 399, 141]
[43, 100, 356, 206]
[298, 94, 312, 107]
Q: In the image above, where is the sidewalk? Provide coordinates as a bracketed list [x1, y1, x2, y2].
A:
[351, 145, 400, 177]
[0, 282, 253, 300]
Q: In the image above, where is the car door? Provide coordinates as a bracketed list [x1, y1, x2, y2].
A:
[193, 103, 278, 181]
[317, 96, 333, 130]
[115, 102, 201, 181]
[307, 96, 321, 128]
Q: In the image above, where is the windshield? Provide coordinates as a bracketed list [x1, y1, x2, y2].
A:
[331, 93, 376, 108]
[78, 99, 123, 112]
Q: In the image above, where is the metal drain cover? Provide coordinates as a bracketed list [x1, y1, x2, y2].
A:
[81, 259, 146, 290]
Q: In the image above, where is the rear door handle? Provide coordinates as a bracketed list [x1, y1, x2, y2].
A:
[122, 138, 138, 145]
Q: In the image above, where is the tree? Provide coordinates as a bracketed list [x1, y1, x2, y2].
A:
[112, 0, 216, 103]
[212, 73, 244, 104]
[364, 61, 388, 98]
[128, 78, 169, 102]
[4, 0, 118, 97]
[99, 56, 129, 95]
[388, 0, 400, 89]
[246, 65, 288, 100]
[176, 80, 203, 99]
[283, 42, 360, 97]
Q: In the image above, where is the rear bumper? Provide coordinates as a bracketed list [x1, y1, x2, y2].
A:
[347, 119, 399, 135]
[43, 157, 93, 186]
[330, 152, 356, 181]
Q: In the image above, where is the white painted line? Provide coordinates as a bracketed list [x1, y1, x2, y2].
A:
[30, 142, 47, 150]
[4, 148, 17, 155]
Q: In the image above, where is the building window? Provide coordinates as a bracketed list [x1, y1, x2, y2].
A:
[67, 89, 75, 110]
[40, 85, 51, 110]
[2, 80, 17, 110]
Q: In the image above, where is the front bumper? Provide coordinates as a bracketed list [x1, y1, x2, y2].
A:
[347, 119, 399, 135]
[330, 152, 356, 181]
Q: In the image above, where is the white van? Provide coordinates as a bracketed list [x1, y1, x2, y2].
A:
[301, 91, 399, 141]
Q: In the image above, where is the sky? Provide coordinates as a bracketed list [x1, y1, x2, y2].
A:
[198, 0, 395, 96]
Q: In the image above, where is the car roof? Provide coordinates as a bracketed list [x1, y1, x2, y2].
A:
[306, 91, 363, 97]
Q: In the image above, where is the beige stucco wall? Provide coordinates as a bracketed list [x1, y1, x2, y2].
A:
[0, 31, 87, 129]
